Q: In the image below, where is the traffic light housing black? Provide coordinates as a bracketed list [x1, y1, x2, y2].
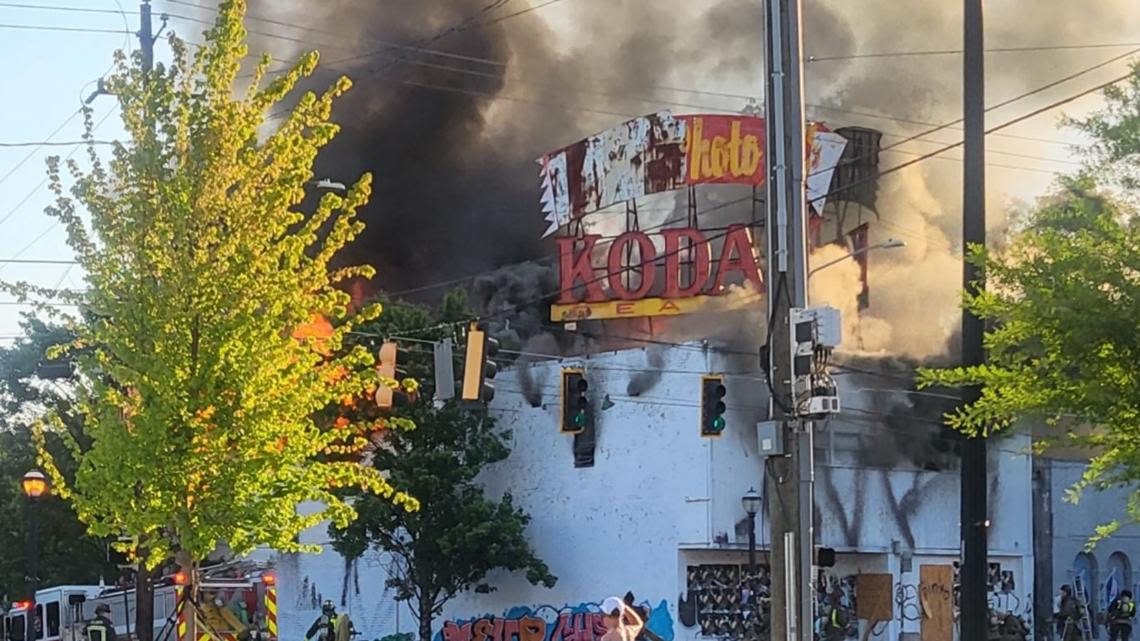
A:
[817, 547, 836, 568]
[461, 323, 499, 403]
[561, 368, 589, 434]
[700, 375, 727, 437]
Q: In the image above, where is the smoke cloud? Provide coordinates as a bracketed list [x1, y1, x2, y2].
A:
[191, 0, 1140, 361]
[626, 347, 666, 397]
[516, 333, 559, 407]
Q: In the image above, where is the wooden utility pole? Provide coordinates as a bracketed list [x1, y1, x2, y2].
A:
[960, 1, 989, 640]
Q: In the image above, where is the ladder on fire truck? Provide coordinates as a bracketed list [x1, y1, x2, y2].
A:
[1071, 573, 1094, 641]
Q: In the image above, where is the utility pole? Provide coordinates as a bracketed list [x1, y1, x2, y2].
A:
[134, 7, 159, 640]
[140, 0, 154, 77]
[763, 0, 813, 639]
[960, 1, 988, 640]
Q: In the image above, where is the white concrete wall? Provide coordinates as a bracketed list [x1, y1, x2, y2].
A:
[263, 345, 1035, 641]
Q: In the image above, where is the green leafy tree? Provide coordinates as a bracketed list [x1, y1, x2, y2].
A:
[918, 63, 1140, 542]
[0, 318, 122, 601]
[1, 0, 417, 577]
[331, 293, 556, 641]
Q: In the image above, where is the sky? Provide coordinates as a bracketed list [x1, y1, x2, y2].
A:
[0, 0, 1128, 345]
[0, 1, 134, 342]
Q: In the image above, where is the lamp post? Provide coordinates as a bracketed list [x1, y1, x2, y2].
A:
[808, 238, 906, 277]
[22, 469, 49, 641]
[741, 487, 762, 575]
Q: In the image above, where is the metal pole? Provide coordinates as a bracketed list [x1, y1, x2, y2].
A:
[961, 0, 989, 640]
[25, 498, 38, 641]
[764, 0, 813, 638]
[748, 512, 758, 576]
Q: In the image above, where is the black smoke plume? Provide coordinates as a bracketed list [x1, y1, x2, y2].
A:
[626, 347, 666, 397]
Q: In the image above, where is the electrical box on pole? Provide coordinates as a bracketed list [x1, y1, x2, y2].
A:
[789, 306, 842, 418]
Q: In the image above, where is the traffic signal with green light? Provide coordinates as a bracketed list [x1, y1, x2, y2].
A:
[561, 368, 589, 434]
[700, 375, 727, 437]
[461, 323, 499, 404]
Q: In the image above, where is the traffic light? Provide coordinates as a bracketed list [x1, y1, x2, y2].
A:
[817, 547, 836, 568]
[461, 323, 499, 403]
[375, 341, 398, 409]
[560, 368, 589, 434]
[700, 375, 727, 437]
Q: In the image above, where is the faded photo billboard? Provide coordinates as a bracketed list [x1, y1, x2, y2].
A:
[539, 111, 849, 237]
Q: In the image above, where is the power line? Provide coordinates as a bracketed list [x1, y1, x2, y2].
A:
[0, 106, 119, 271]
[0, 259, 78, 265]
[123, 0, 1139, 160]
[0, 109, 82, 189]
[0, 22, 130, 34]
[159, 0, 516, 67]
[807, 46, 1140, 182]
[0, 140, 115, 147]
[807, 41, 1140, 63]
[382, 70, 1134, 338]
[160, 0, 1094, 159]
[379, 64, 1127, 303]
[0, 1, 136, 15]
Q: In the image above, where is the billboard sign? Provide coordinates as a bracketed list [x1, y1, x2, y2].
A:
[539, 111, 687, 237]
[549, 224, 762, 321]
[539, 112, 847, 237]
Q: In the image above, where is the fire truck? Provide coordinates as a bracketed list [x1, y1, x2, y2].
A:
[1, 561, 279, 641]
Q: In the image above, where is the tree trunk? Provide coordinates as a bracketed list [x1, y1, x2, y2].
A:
[135, 561, 154, 641]
[417, 591, 433, 641]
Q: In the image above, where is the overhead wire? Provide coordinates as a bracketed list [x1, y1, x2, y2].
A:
[807, 41, 1140, 63]
[379, 69, 1136, 339]
[159, 0, 515, 67]
[0, 105, 120, 275]
[0, 23, 130, 34]
[0, 109, 82, 189]
[156, 0, 1099, 161]
[0, 140, 116, 147]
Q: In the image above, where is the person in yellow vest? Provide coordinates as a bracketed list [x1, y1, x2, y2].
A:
[1109, 590, 1136, 641]
[85, 605, 117, 641]
[306, 602, 339, 641]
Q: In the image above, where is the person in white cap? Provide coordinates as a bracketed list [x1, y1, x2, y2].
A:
[600, 596, 644, 641]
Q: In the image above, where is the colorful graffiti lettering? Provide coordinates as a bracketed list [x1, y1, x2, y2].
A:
[437, 602, 674, 641]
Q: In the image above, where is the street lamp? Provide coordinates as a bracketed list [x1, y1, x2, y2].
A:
[741, 487, 762, 575]
[808, 238, 906, 277]
[22, 469, 49, 641]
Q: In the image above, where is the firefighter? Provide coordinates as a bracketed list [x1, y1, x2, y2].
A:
[1057, 585, 1082, 641]
[1108, 590, 1136, 641]
[305, 601, 336, 641]
[821, 602, 847, 641]
[85, 605, 117, 641]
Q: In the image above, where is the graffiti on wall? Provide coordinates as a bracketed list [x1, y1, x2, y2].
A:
[437, 601, 674, 641]
[804, 565, 1030, 641]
